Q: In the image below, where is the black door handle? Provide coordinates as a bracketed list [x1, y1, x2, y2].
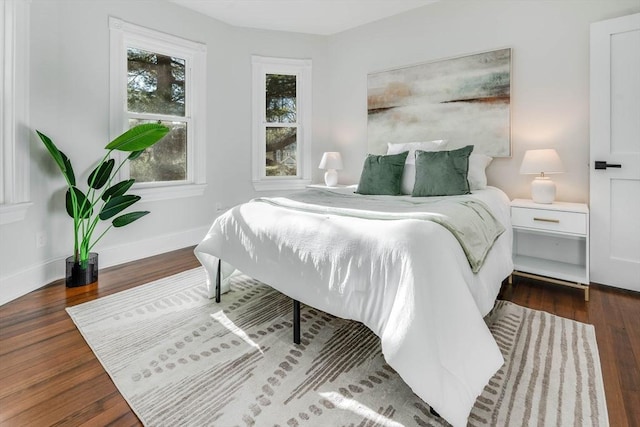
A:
[595, 161, 622, 170]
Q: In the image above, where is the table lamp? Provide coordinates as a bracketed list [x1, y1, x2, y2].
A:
[318, 152, 343, 187]
[520, 149, 564, 204]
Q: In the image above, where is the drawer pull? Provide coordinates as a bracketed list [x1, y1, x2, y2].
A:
[533, 217, 560, 223]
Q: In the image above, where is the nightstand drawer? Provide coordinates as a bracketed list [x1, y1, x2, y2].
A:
[511, 207, 587, 235]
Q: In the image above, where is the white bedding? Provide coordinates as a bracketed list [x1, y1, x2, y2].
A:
[194, 186, 513, 427]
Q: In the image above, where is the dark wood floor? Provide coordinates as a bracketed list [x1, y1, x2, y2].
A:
[0, 247, 638, 426]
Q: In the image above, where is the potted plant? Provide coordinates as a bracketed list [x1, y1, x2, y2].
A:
[37, 123, 170, 287]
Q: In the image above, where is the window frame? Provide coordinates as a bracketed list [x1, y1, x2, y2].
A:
[252, 56, 312, 191]
[109, 17, 207, 201]
[0, 0, 31, 225]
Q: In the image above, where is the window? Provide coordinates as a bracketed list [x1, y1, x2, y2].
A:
[127, 48, 187, 182]
[0, 0, 31, 225]
[109, 17, 206, 201]
[265, 74, 297, 177]
[252, 56, 312, 191]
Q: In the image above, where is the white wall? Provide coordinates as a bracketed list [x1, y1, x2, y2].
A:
[327, 0, 640, 202]
[0, 0, 330, 305]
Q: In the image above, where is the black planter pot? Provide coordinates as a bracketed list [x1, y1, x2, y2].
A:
[65, 252, 99, 287]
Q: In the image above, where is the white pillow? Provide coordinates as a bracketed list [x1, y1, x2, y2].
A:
[387, 140, 448, 194]
[468, 153, 493, 190]
[386, 140, 447, 165]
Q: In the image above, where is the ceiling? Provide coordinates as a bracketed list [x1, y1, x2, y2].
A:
[171, 0, 438, 35]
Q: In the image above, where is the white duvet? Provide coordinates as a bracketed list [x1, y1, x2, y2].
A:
[194, 186, 513, 427]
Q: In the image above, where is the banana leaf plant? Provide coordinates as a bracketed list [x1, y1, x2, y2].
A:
[36, 123, 170, 268]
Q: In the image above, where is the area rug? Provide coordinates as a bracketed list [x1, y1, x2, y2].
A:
[67, 268, 608, 426]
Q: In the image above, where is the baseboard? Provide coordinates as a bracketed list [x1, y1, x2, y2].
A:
[0, 257, 67, 307]
[0, 225, 210, 306]
[96, 226, 209, 270]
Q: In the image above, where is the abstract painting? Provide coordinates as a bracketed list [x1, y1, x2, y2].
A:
[367, 48, 511, 157]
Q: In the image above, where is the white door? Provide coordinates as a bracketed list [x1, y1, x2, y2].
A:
[590, 13, 640, 292]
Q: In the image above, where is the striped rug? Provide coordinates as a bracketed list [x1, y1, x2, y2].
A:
[66, 268, 608, 426]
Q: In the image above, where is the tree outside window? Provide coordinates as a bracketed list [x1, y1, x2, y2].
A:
[127, 48, 187, 183]
[265, 73, 297, 177]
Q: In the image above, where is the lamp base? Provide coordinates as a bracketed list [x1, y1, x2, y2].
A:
[324, 169, 338, 187]
[531, 176, 556, 204]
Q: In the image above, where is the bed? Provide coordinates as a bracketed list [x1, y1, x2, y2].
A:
[194, 151, 513, 427]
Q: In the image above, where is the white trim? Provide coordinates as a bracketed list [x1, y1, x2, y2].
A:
[251, 55, 312, 191]
[1, 0, 31, 223]
[0, 224, 210, 306]
[109, 17, 207, 192]
[0, 201, 32, 224]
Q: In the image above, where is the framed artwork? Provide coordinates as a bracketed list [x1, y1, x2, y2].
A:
[367, 48, 511, 157]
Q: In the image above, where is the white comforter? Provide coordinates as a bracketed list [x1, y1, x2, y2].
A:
[194, 186, 513, 427]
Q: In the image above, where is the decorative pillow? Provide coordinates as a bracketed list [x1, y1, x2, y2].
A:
[356, 151, 409, 195]
[412, 145, 474, 197]
[468, 153, 493, 190]
[386, 140, 448, 194]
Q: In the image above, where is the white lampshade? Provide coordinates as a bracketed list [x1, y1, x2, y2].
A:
[318, 152, 343, 170]
[519, 149, 564, 175]
[520, 149, 564, 204]
[318, 152, 343, 187]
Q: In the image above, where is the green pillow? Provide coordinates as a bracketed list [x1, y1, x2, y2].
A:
[412, 145, 474, 197]
[356, 152, 409, 195]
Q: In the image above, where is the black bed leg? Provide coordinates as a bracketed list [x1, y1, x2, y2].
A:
[215, 259, 221, 303]
[293, 299, 301, 344]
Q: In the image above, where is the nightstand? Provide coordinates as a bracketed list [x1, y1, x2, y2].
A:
[510, 199, 590, 301]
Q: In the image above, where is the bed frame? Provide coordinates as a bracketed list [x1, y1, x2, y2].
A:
[215, 259, 301, 344]
[213, 259, 441, 417]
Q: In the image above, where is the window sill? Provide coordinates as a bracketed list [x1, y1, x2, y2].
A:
[252, 179, 312, 192]
[0, 202, 33, 225]
[133, 183, 207, 202]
